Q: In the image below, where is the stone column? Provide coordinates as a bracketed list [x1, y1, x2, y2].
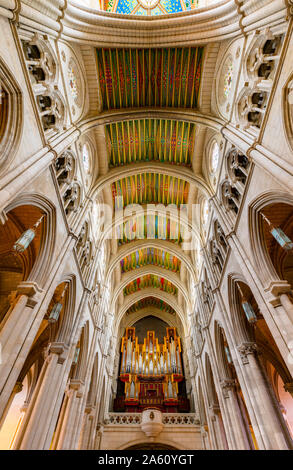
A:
[0, 282, 42, 424]
[78, 405, 96, 450]
[53, 380, 84, 450]
[13, 342, 70, 450]
[220, 379, 251, 450]
[237, 342, 290, 450]
[200, 425, 210, 450]
[209, 405, 227, 450]
[0, 381, 23, 430]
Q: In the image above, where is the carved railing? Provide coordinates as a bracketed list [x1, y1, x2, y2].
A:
[105, 413, 199, 426]
[105, 413, 142, 425]
[163, 414, 199, 425]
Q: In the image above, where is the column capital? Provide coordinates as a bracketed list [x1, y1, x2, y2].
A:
[17, 281, 43, 297]
[220, 379, 237, 397]
[264, 280, 292, 303]
[237, 342, 258, 364]
[69, 379, 84, 391]
[48, 342, 69, 364]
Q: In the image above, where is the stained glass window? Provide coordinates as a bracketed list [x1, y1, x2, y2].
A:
[202, 199, 209, 226]
[223, 60, 233, 99]
[68, 65, 78, 100]
[82, 144, 90, 172]
[211, 141, 220, 173]
[104, 0, 199, 16]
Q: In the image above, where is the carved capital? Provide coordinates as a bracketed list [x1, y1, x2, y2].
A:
[17, 281, 43, 298]
[220, 379, 236, 398]
[237, 342, 258, 364]
[49, 342, 69, 364]
[69, 379, 84, 392]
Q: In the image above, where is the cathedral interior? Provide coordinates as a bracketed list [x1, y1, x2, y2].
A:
[1, 0, 293, 451]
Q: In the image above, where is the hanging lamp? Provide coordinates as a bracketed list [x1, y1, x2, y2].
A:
[48, 283, 68, 323]
[13, 214, 45, 253]
[261, 212, 293, 251]
[73, 346, 80, 365]
[237, 283, 257, 324]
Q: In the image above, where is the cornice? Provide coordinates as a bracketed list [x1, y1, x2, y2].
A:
[62, 0, 239, 47]
[0, 0, 287, 47]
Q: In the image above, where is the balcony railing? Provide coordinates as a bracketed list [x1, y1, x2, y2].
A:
[105, 413, 199, 426]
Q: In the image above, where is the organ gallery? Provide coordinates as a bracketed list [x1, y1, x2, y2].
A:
[115, 327, 189, 412]
[0, 0, 293, 452]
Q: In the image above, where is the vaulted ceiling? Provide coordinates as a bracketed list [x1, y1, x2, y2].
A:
[91, 42, 212, 327]
[96, 47, 204, 110]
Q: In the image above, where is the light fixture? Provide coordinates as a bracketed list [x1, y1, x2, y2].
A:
[13, 214, 45, 253]
[237, 283, 257, 324]
[48, 283, 68, 323]
[73, 346, 80, 365]
[261, 212, 293, 251]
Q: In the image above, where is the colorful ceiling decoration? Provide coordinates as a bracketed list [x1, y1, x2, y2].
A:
[106, 119, 195, 168]
[96, 47, 204, 110]
[116, 214, 183, 246]
[103, 0, 199, 16]
[123, 274, 178, 296]
[126, 297, 176, 315]
[120, 248, 181, 274]
[112, 174, 189, 208]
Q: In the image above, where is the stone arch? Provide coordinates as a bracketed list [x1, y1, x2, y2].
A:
[119, 438, 182, 450]
[111, 265, 189, 311]
[115, 289, 185, 331]
[214, 321, 231, 381]
[227, 273, 255, 346]
[90, 162, 213, 200]
[4, 193, 56, 288]
[54, 274, 76, 346]
[106, 239, 196, 283]
[73, 321, 90, 383]
[249, 190, 293, 287]
[87, 352, 99, 407]
[0, 55, 22, 171]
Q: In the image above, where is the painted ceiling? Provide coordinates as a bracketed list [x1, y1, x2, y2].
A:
[112, 174, 189, 208]
[123, 274, 178, 296]
[126, 297, 176, 315]
[120, 247, 181, 274]
[103, 0, 198, 16]
[96, 47, 204, 110]
[116, 214, 183, 246]
[106, 119, 195, 168]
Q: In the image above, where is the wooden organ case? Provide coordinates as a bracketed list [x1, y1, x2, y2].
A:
[114, 327, 190, 413]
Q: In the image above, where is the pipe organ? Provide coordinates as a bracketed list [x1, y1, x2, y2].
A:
[114, 327, 189, 413]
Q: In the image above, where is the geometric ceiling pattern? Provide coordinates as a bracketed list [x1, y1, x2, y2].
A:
[112, 174, 189, 208]
[123, 274, 178, 296]
[116, 214, 183, 246]
[120, 247, 181, 274]
[103, 0, 198, 16]
[106, 119, 195, 168]
[96, 47, 204, 110]
[126, 297, 176, 315]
